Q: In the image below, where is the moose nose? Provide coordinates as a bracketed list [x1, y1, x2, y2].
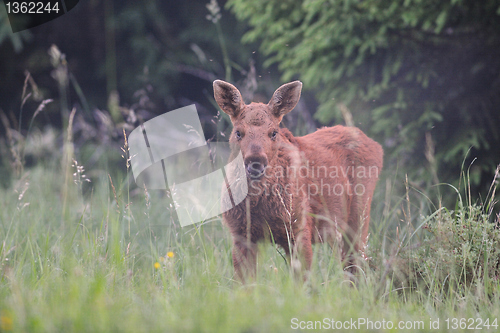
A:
[244, 156, 268, 179]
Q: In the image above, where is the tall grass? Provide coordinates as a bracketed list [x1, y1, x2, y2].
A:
[0, 132, 499, 332]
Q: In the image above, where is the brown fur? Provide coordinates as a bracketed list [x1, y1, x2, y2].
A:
[213, 80, 383, 280]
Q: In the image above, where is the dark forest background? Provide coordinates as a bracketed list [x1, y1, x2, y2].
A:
[1, 0, 499, 207]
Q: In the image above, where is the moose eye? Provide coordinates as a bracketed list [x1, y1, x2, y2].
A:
[270, 130, 278, 140]
[235, 130, 242, 140]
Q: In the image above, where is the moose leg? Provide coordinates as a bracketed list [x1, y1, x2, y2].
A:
[358, 180, 378, 260]
[342, 192, 373, 278]
[288, 215, 313, 278]
[296, 232, 313, 271]
[232, 239, 257, 282]
[345, 181, 377, 266]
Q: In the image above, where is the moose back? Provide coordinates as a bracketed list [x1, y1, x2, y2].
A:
[213, 80, 383, 280]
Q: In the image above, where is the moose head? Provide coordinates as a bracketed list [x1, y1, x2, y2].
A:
[213, 80, 302, 179]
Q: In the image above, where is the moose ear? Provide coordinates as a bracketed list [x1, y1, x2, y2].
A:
[213, 80, 245, 119]
[268, 81, 302, 120]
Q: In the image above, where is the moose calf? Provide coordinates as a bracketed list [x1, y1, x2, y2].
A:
[214, 80, 383, 280]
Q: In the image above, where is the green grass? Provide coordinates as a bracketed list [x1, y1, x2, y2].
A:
[0, 157, 499, 332]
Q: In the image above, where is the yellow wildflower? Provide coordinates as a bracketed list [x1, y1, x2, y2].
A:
[154, 262, 161, 269]
[0, 312, 13, 331]
[167, 251, 174, 258]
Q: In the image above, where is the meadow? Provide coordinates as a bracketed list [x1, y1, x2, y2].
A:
[0, 121, 499, 333]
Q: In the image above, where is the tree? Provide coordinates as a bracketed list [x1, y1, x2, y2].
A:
[227, 0, 500, 193]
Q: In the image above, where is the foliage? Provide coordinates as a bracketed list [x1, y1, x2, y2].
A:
[227, 0, 500, 192]
[112, 0, 252, 104]
[399, 205, 500, 295]
[0, 1, 264, 191]
[0, 0, 259, 130]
